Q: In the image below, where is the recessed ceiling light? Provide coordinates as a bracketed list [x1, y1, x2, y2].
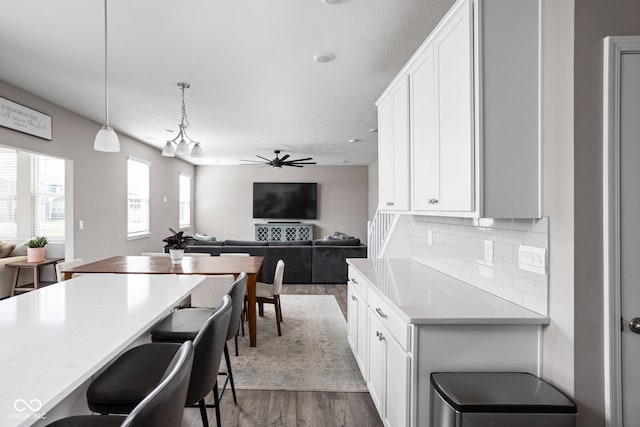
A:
[348, 139, 360, 143]
[313, 52, 336, 63]
[368, 128, 378, 133]
[323, 0, 342, 4]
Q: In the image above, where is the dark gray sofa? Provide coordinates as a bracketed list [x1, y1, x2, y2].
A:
[185, 239, 366, 284]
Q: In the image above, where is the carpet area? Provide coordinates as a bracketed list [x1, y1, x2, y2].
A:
[230, 294, 368, 392]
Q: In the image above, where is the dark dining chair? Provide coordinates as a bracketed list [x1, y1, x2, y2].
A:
[45, 340, 194, 427]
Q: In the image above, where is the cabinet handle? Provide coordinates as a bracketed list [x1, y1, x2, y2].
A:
[375, 308, 387, 318]
[351, 295, 357, 301]
[386, 201, 394, 206]
[376, 331, 385, 341]
[351, 278, 358, 285]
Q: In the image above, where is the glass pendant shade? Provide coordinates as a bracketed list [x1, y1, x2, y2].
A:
[94, 125, 120, 152]
[175, 139, 189, 156]
[162, 141, 176, 157]
[191, 143, 204, 158]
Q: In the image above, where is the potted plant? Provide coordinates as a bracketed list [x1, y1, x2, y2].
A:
[163, 228, 191, 263]
[27, 236, 48, 262]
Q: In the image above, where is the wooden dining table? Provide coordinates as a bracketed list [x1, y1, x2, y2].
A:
[62, 255, 264, 347]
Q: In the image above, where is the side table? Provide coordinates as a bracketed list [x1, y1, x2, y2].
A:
[7, 258, 64, 296]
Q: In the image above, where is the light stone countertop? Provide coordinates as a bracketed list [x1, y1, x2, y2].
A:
[347, 258, 548, 325]
[0, 273, 206, 427]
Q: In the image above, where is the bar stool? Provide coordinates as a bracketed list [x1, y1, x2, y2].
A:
[86, 296, 232, 427]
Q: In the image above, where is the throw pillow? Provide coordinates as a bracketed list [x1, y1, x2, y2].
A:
[194, 233, 217, 241]
[0, 241, 16, 258]
[324, 231, 354, 241]
[12, 241, 28, 256]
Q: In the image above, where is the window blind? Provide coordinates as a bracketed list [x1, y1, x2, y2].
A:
[32, 154, 65, 240]
[127, 157, 150, 237]
[179, 173, 191, 228]
[0, 147, 17, 238]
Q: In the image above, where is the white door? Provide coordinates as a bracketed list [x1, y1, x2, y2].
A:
[619, 49, 640, 426]
[604, 36, 640, 426]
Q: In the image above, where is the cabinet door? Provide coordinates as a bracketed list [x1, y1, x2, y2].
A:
[385, 333, 410, 427]
[433, 0, 474, 211]
[378, 76, 410, 211]
[410, 43, 438, 211]
[347, 283, 367, 377]
[411, 0, 474, 213]
[367, 311, 386, 416]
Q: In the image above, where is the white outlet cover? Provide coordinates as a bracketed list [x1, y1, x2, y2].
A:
[484, 240, 493, 262]
[518, 245, 546, 275]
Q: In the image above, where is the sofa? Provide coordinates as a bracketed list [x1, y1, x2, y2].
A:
[184, 238, 367, 284]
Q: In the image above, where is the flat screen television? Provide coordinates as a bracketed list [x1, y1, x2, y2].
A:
[253, 182, 317, 220]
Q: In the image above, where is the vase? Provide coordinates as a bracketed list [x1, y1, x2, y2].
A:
[27, 247, 46, 263]
[169, 249, 184, 264]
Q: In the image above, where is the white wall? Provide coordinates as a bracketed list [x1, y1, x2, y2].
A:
[195, 165, 368, 241]
[541, 0, 575, 401]
[368, 161, 379, 221]
[0, 80, 195, 261]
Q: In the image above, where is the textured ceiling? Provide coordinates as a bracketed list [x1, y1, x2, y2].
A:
[0, 0, 455, 166]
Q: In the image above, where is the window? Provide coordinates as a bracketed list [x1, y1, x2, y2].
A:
[33, 154, 65, 239]
[0, 147, 65, 242]
[179, 174, 191, 228]
[127, 157, 150, 238]
[0, 147, 17, 238]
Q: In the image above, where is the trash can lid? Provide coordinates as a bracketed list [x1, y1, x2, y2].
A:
[430, 372, 577, 414]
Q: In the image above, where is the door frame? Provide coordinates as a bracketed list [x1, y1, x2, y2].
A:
[603, 35, 640, 427]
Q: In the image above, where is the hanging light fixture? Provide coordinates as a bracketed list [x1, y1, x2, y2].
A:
[94, 0, 120, 152]
[162, 83, 203, 158]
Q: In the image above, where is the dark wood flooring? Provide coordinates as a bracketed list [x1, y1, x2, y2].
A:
[181, 284, 382, 427]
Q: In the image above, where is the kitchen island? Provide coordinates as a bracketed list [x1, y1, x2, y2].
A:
[346, 258, 548, 427]
[0, 273, 206, 426]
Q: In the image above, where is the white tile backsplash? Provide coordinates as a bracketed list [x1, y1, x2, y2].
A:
[410, 216, 549, 316]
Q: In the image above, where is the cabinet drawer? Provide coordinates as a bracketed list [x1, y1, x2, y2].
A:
[367, 290, 410, 352]
[348, 267, 368, 301]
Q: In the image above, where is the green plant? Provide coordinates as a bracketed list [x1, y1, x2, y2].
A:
[27, 236, 48, 248]
[162, 228, 191, 250]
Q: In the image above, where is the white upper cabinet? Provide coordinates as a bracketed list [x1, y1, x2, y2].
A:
[379, 0, 542, 218]
[377, 75, 410, 211]
[410, 0, 474, 212]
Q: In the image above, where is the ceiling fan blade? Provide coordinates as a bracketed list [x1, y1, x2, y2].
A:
[288, 164, 304, 167]
[287, 157, 313, 162]
[239, 159, 267, 163]
[280, 154, 290, 161]
[286, 161, 317, 165]
[256, 155, 272, 162]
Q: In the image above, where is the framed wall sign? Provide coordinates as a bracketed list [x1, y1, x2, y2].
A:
[0, 96, 52, 140]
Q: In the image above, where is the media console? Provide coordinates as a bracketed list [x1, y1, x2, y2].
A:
[255, 222, 313, 241]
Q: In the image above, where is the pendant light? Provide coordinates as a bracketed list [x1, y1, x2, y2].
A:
[162, 83, 204, 158]
[94, 0, 120, 152]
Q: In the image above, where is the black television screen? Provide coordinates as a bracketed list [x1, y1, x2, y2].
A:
[253, 182, 317, 219]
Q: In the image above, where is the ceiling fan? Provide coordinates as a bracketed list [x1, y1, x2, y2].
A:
[240, 150, 317, 168]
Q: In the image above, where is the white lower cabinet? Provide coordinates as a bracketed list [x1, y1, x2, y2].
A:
[368, 310, 410, 427]
[347, 280, 368, 376]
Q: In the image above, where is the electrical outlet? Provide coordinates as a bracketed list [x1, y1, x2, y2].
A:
[427, 230, 433, 245]
[79, 220, 84, 230]
[518, 245, 546, 274]
[484, 240, 493, 262]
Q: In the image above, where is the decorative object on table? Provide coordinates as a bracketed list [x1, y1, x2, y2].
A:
[93, 0, 120, 152]
[240, 150, 316, 168]
[0, 96, 52, 140]
[163, 228, 192, 263]
[26, 236, 48, 263]
[161, 82, 204, 158]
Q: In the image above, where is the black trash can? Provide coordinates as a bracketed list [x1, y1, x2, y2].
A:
[430, 372, 577, 427]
